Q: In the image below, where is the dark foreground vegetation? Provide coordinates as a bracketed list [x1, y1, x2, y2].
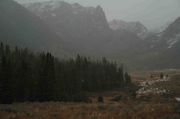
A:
[0, 95, 180, 119]
[0, 42, 131, 104]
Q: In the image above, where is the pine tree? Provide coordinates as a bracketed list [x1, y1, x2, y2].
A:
[0, 53, 13, 104]
[125, 72, 131, 84]
[0, 42, 132, 103]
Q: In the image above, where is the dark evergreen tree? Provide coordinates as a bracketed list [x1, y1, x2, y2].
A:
[0, 53, 13, 104]
[0, 42, 132, 103]
[125, 72, 131, 84]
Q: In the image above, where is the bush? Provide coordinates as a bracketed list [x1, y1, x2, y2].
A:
[97, 96, 104, 103]
[111, 95, 122, 102]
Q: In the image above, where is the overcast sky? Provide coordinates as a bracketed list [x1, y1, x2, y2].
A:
[15, 0, 180, 30]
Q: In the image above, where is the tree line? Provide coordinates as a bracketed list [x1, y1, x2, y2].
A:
[0, 42, 131, 104]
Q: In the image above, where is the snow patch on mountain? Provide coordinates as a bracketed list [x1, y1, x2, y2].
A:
[24, 1, 105, 18]
[51, 13, 56, 17]
[167, 34, 180, 48]
[24, 0, 65, 12]
[137, 26, 148, 38]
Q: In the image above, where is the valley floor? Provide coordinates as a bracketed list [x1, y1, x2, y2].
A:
[1, 69, 180, 119]
[0, 101, 179, 119]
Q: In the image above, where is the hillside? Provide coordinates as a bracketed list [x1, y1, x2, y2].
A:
[0, 0, 64, 56]
[24, 1, 112, 56]
[24, 1, 145, 58]
[135, 17, 180, 70]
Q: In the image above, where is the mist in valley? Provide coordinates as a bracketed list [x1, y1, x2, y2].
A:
[0, 0, 180, 118]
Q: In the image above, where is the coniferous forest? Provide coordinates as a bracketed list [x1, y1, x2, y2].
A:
[0, 42, 131, 104]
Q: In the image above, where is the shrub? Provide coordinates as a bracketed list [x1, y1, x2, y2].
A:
[97, 96, 104, 103]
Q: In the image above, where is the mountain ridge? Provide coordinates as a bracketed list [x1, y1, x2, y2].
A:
[1, 0, 180, 70]
[24, 0, 144, 58]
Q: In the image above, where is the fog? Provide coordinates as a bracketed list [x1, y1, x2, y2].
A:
[15, 0, 180, 30]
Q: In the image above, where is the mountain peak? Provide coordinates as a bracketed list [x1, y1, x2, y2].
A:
[162, 16, 180, 38]
[96, 5, 103, 11]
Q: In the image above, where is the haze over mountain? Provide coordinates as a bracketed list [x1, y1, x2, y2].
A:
[0, 0, 65, 56]
[2, 2, 180, 119]
[15, 0, 180, 30]
[134, 17, 180, 69]
[24, 0, 146, 59]
[1, 0, 180, 70]
[24, 1, 112, 56]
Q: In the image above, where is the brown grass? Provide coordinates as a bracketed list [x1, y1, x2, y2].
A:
[0, 100, 179, 119]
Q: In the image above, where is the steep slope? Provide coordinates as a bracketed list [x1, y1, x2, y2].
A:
[24, 1, 145, 58]
[0, 0, 64, 56]
[133, 17, 180, 70]
[159, 17, 180, 67]
[148, 17, 180, 51]
[161, 17, 180, 49]
[24, 1, 112, 56]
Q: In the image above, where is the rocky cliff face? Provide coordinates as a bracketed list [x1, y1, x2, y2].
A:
[24, 1, 144, 57]
[133, 17, 180, 70]
[25, 1, 110, 34]
[161, 17, 180, 49]
[147, 17, 180, 51]
[24, 1, 113, 56]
